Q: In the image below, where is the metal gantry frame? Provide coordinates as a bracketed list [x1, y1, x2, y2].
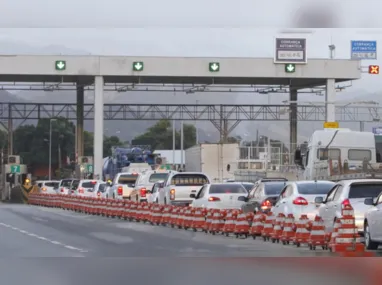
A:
[1, 102, 381, 127]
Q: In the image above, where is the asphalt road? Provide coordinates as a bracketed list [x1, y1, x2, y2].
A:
[0, 203, 372, 285]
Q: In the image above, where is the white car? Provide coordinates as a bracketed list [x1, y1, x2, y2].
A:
[147, 180, 166, 203]
[107, 172, 141, 200]
[272, 180, 335, 220]
[316, 179, 382, 235]
[72, 180, 103, 197]
[57, 179, 79, 195]
[190, 183, 248, 209]
[363, 191, 382, 250]
[36, 180, 60, 194]
[160, 172, 210, 206]
[93, 181, 108, 198]
[133, 170, 171, 202]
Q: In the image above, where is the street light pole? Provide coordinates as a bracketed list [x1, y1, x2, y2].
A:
[49, 119, 57, 180]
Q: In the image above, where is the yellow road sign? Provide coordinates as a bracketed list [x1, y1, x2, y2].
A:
[323, 121, 339, 128]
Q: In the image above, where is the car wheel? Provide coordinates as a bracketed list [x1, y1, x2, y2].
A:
[365, 222, 379, 250]
[112, 194, 115, 199]
[164, 198, 167, 205]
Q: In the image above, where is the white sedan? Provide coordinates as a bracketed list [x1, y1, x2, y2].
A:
[190, 183, 248, 209]
[363, 192, 382, 250]
[272, 180, 335, 220]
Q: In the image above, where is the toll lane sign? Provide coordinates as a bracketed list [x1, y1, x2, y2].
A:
[351, 40, 377, 60]
[275, 38, 307, 64]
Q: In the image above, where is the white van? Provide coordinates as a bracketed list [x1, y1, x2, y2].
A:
[296, 129, 379, 180]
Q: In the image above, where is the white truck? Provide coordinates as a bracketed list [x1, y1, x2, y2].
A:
[295, 128, 382, 181]
[106, 172, 141, 200]
[185, 143, 239, 182]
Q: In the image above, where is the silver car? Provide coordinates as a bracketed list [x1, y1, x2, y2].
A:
[316, 179, 382, 235]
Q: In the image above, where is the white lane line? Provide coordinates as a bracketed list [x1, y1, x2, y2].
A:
[0, 222, 88, 253]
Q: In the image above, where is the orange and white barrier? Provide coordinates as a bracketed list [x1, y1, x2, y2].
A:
[249, 212, 266, 239]
[191, 208, 206, 232]
[270, 213, 285, 243]
[29, 193, 377, 256]
[261, 212, 275, 241]
[307, 215, 327, 250]
[293, 214, 311, 247]
[234, 211, 251, 238]
[280, 213, 295, 245]
[209, 209, 225, 235]
[221, 210, 238, 236]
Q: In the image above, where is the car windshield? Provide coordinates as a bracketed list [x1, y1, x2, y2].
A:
[45, 182, 59, 188]
[149, 173, 169, 183]
[242, 183, 255, 192]
[170, 174, 209, 186]
[297, 182, 335, 195]
[60, 180, 72, 187]
[264, 182, 286, 195]
[348, 183, 382, 199]
[98, 184, 106, 192]
[209, 184, 247, 194]
[81, 182, 96, 189]
[118, 174, 138, 186]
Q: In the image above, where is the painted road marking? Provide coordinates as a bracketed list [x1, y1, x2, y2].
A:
[0, 222, 88, 253]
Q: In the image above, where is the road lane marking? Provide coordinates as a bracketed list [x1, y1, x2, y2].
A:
[0, 222, 88, 253]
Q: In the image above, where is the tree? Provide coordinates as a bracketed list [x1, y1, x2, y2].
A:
[83, 131, 94, 156]
[104, 135, 124, 157]
[132, 119, 197, 150]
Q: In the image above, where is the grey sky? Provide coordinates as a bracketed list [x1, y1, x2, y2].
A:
[2, 0, 382, 142]
[2, 0, 382, 28]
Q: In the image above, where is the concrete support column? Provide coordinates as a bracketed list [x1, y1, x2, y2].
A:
[7, 118, 13, 156]
[289, 89, 298, 164]
[325, 79, 336, 122]
[76, 85, 84, 158]
[93, 76, 104, 179]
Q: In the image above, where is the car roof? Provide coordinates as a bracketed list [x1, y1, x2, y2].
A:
[340, 179, 382, 186]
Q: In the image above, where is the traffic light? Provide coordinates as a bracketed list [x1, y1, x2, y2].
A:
[369, 65, 379, 74]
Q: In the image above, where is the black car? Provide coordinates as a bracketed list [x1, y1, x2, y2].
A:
[241, 181, 287, 213]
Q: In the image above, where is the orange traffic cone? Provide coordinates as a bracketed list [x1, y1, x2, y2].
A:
[308, 215, 327, 250]
[191, 207, 206, 232]
[293, 214, 310, 247]
[261, 212, 275, 241]
[249, 212, 266, 239]
[270, 213, 285, 243]
[234, 211, 250, 238]
[280, 213, 295, 245]
[209, 210, 225, 235]
[329, 204, 375, 256]
[221, 210, 238, 237]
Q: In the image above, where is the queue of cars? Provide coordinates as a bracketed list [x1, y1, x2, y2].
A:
[35, 172, 382, 250]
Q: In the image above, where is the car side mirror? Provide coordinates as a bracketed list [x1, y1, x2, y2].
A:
[364, 197, 374, 206]
[107, 182, 112, 186]
[238, 196, 248, 202]
[314, 196, 324, 204]
[190, 194, 196, 199]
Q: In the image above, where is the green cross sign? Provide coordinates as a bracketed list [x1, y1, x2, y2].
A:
[55, 60, 66, 70]
[285, 63, 296, 73]
[209, 62, 220, 72]
[87, 164, 93, 173]
[133, 62, 144, 71]
[11, 165, 20, 173]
